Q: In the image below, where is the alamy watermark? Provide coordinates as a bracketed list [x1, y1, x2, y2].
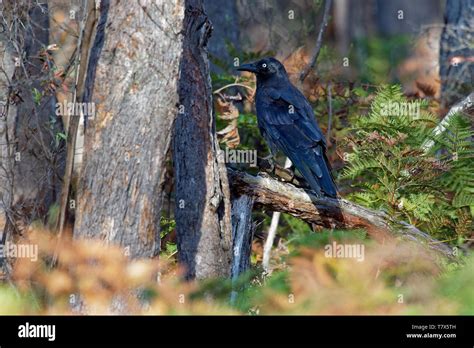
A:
[55, 101, 95, 118]
[0, 241, 38, 262]
[324, 241, 365, 262]
[18, 322, 55, 341]
[380, 101, 420, 117]
[224, 147, 257, 167]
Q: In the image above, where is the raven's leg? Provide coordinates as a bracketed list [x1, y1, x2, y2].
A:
[261, 153, 274, 161]
[287, 164, 297, 183]
[285, 163, 309, 189]
[260, 150, 276, 174]
[286, 165, 306, 186]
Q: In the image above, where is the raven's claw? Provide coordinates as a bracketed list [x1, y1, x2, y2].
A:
[261, 154, 276, 174]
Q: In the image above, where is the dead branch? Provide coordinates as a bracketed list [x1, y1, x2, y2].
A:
[228, 168, 454, 258]
[422, 91, 474, 152]
[231, 194, 254, 280]
[299, 0, 332, 82]
[262, 157, 292, 272]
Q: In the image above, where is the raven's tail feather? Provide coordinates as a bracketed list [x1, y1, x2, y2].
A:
[318, 151, 338, 197]
[289, 147, 338, 198]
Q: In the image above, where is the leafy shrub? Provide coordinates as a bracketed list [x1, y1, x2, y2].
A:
[341, 85, 473, 243]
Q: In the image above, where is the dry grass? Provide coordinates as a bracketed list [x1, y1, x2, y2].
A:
[0, 225, 470, 315]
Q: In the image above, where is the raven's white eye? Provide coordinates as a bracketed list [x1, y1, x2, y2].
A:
[262, 63, 267, 68]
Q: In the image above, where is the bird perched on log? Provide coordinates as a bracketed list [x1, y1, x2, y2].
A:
[238, 57, 337, 197]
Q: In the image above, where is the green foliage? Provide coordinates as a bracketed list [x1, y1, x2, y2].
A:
[32, 87, 42, 105]
[210, 71, 241, 91]
[220, 240, 474, 315]
[0, 286, 39, 314]
[46, 202, 60, 230]
[437, 255, 474, 314]
[351, 36, 410, 84]
[210, 40, 274, 83]
[190, 266, 291, 314]
[160, 217, 176, 259]
[282, 213, 312, 232]
[286, 226, 368, 254]
[163, 242, 177, 257]
[431, 115, 474, 208]
[342, 85, 473, 242]
[55, 132, 67, 147]
[159, 217, 175, 238]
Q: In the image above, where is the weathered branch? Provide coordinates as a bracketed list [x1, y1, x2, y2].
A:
[230, 194, 254, 304]
[422, 91, 474, 152]
[231, 194, 254, 279]
[56, 0, 91, 238]
[262, 211, 281, 273]
[257, 157, 306, 188]
[228, 168, 454, 258]
[262, 157, 292, 273]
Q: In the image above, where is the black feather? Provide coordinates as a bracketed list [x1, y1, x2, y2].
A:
[239, 57, 337, 197]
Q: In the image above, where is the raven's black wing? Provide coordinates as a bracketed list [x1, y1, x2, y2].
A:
[256, 85, 337, 197]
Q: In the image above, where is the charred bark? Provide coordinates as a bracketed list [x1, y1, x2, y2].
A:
[4, 2, 66, 231]
[173, 0, 233, 279]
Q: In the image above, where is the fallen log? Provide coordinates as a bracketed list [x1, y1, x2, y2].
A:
[228, 168, 454, 258]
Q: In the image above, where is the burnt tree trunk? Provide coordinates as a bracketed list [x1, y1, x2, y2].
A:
[74, 0, 184, 258]
[173, 0, 233, 279]
[2, 2, 66, 231]
[439, 0, 474, 108]
[0, 4, 17, 266]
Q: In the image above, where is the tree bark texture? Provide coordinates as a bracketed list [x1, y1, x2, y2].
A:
[6, 2, 66, 229]
[230, 194, 254, 280]
[439, 0, 474, 108]
[0, 5, 18, 266]
[173, 0, 233, 279]
[74, 0, 185, 258]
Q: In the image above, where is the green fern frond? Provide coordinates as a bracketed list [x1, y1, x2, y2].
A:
[342, 86, 474, 243]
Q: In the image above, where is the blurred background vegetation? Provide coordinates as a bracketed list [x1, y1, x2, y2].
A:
[1, 226, 473, 314]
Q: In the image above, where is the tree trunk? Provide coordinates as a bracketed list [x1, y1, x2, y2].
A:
[439, 0, 474, 108]
[375, 0, 442, 36]
[0, 8, 17, 264]
[2, 1, 66, 231]
[74, 0, 185, 258]
[173, 0, 233, 279]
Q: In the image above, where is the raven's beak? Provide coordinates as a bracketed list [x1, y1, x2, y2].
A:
[237, 63, 258, 73]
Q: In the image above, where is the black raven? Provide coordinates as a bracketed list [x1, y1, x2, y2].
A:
[238, 57, 337, 197]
